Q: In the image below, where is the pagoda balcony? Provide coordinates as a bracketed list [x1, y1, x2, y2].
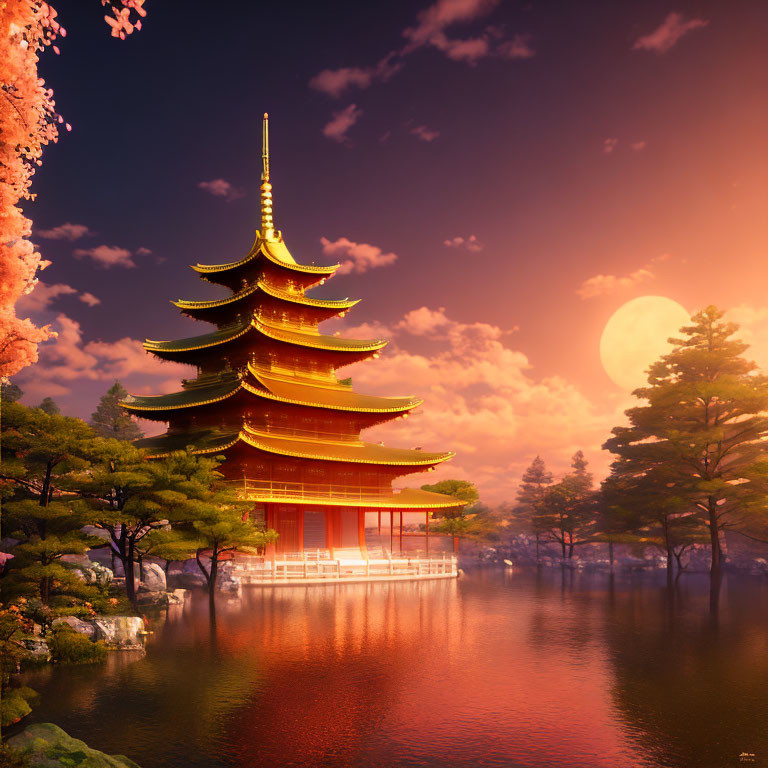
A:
[224, 478, 394, 505]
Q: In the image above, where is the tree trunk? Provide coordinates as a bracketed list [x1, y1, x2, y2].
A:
[559, 535, 566, 559]
[124, 539, 138, 608]
[608, 541, 614, 569]
[708, 497, 722, 576]
[535, 533, 540, 561]
[209, 550, 219, 606]
[195, 549, 212, 590]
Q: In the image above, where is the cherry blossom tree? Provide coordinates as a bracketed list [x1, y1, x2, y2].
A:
[0, 0, 146, 380]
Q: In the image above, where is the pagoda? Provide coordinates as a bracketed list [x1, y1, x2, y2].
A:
[121, 114, 462, 556]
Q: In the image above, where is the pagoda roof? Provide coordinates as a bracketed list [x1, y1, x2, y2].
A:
[240, 425, 453, 466]
[192, 237, 338, 278]
[234, 485, 468, 510]
[253, 318, 387, 352]
[135, 428, 240, 456]
[138, 424, 453, 468]
[143, 318, 386, 357]
[121, 375, 242, 412]
[172, 279, 359, 314]
[144, 319, 251, 354]
[246, 365, 420, 413]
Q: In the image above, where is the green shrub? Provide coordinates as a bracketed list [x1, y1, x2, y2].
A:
[47, 625, 106, 664]
[0, 743, 31, 768]
[1, 686, 39, 728]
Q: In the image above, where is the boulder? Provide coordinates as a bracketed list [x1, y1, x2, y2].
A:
[52, 615, 95, 639]
[136, 589, 185, 607]
[68, 559, 114, 588]
[8, 723, 141, 768]
[21, 635, 50, 660]
[90, 616, 146, 650]
[172, 571, 207, 589]
[139, 562, 166, 592]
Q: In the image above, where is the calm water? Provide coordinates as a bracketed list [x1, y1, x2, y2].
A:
[18, 568, 768, 768]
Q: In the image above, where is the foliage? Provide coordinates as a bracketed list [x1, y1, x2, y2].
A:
[47, 625, 106, 664]
[90, 381, 143, 441]
[0, 742, 31, 767]
[0, 402, 102, 611]
[509, 455, 554, 539]
[1, 687, 39, 729]
[0, 1, 146, 379]
[603, 306, 768, 573]
[534, 451, 596, 558]
[421, 479, 479, 506]
[35, 397, 59, 416]
[1, 383, 23, 403]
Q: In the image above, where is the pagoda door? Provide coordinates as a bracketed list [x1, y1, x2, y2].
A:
[303, 509, 326, 551]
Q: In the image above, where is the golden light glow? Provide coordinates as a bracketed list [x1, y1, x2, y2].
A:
[600, 295, 690, 391]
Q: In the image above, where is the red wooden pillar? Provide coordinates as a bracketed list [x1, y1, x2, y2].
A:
[389, 510, 394, 554]
[425, 510, 430, 556]
[399, 511, 403, 553]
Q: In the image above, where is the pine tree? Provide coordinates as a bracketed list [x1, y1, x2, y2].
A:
[1, 382, 23, 402]
[603, 306, 768, 576]
[36, 397, 60, 415]
[91, 381, 143, 441]
[514, 456, 554, 559]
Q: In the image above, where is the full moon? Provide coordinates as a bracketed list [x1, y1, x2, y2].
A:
[600, 296, 690, 391]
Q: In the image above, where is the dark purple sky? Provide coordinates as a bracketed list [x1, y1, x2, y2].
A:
[16, 0, 768, 500]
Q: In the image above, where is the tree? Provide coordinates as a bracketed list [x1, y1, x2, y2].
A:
[190, 507, 277, 602]
[1, 383, 23, 403]
[36, 397, 60, 416]
[0, 402, 102, 615]
[90, 381, 143, 440]
[536, 452, 596, 559]
[0, 1, 146, 379]
[513, 456, 554, 559]
[78, 447, 238, 607]
[603, 306, 768, 576]
[421, 479, 479, 505]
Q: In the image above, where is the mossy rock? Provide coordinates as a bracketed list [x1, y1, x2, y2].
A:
[7, 723, 140, 768]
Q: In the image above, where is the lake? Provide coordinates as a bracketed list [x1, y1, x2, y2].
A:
[19, 567, 768, 768]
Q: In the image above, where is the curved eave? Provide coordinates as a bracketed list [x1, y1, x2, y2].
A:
[192, 237, 339, 277]
[172, 280, 359, 313]
[239, 488, 469, 509]
[144, 321, 250, 354]
[245, 366, 421, 414]
[134, 430, 241, 459]
[254, 319, 387, 353]
[120, 382, 242, 412]
[239, 427, 453, 466]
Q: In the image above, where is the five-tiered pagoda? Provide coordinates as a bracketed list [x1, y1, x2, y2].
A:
[122, 114, 461, 556]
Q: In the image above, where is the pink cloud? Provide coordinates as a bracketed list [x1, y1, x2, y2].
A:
[15, 313, 187, 396]
[309, 67, 374, 98]
[36, 222, 93, 241]
[576, 267, 655, 300]
[310, 0, 532, 103]
[410, 124, 440, 142]
[602, 138, 618, 154]
[320, 236, 398, 275]
[497, 34, 535, 59]
[79, 292, 101, 307]
[633, 12, 709, 54]
[336, 306, 627, 501]
[73, 245, 135, 269]
[136, 246, 152, 255]
[444, 234, 483, 252]
[322, 105, 362, 143]
[16, 282, 77, 313]
[197, 179, 244, 201]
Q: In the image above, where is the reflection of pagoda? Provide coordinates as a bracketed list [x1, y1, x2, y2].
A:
[122, 114, 460, 556]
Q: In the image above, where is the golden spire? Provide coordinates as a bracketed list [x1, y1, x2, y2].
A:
[260, 112, 275, 241]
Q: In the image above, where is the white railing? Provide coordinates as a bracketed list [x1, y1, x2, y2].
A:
[230, 551, 457, 583]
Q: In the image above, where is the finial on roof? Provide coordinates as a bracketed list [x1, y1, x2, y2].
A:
[260, 112, 274, 240]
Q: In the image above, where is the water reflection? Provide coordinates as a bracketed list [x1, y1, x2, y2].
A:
[19, 569, 768, 768]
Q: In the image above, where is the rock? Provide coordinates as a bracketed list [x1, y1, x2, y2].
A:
[90, 616, 146, 650]
[8, 722, 141, 768]
[21, 635, 50, 660]
[139, 562, 166, 592]
[52, 615, 95, 639]
[136, 590, 185, 607]
[173, 571, 206, 589]
[68, 558, 114, 588]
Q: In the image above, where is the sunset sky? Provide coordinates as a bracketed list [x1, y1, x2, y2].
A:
[15, 0, 768, 502]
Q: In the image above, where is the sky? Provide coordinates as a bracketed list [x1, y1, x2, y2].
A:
[14, 0, 768, 502]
